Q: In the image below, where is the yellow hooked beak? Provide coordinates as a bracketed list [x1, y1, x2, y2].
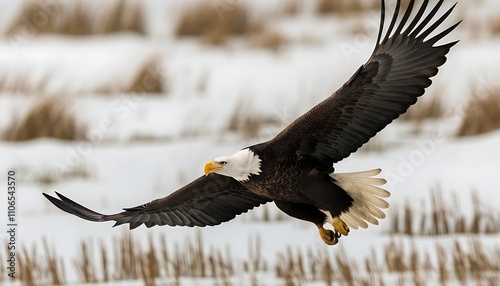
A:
[204, 161, 224, 176]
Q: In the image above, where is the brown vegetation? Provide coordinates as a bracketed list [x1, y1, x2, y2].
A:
[389, 188, 500, 236]
[227, 99, 262, 139]
[358, 137, 387, 153]
[0, 73, 50, 94]
[316, 0, 378, 14]
[488, 13, 500, 35]
[317, 0, 364, 14]
[398, 94, 445, 134]
[5, 0, 145, 36]
[35, 164, 90, 185]
[0, 58, 165, 94]
[282, 0, 302, 16]
[316, 0, 412, 15]
[456, 88, 500, 137]
[3, 96, 86, 141]
[227, 98, 282, 139]
[399, 95, 444, 123]
[175, 1, 283, 50]
[14, 230, 500, 286]
[127, 57, 164, 93]
[17, 238, 66, 285]
[12, 189, 500, 285]
[175, 2, 250, 45]
[248, 29, 287, 51]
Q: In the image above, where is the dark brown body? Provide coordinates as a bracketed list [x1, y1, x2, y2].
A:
[241, 145, 353, 224]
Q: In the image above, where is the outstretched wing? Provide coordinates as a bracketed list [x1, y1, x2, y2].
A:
[43, 174, 271, 229]
[267, 0, 460, 168]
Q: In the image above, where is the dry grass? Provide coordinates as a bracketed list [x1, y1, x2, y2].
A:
[17, 238, 65, 285]
[399, 94, 445, 134]
[37, 164, 91, 185]
[12, 163, 91, 186]
[12, 229, 500, 285]
[244, 205, 285, 223]
[0, 73, 50, 94]
[74, 241, 97, 283]
[487, 13, 500, 35]
[5, 0, 145, 36]
[175, 1, 281, 49]
[16, 231, 246, 284]
[227, 99, 262, 139]
[175, 2, 251, 45]
[456, 88, 500, 137]
[227, 98, 283, 139]
[3, 96, 86, 141]
[389, 188, 500, 236]
[317, 0, 364, 14]
[128, 133, 172, 143]
[316, 0, 381, 15]
[282, 0, 302, 16]
[10, 189, 500, 285]
[0, 58, 165, 94]
[399, 95, 444, 123]
[316, 0, 412, 15]
[127, 57, 164, 93]
[358, 137, 388, 153]
[248, 29, 287, 51]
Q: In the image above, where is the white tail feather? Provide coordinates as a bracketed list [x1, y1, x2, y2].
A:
[330, 168, 390, 230]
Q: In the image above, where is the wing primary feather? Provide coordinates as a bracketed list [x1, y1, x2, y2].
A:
[184, 209, 213, 226]
[417, 2, 457, 41]
[382, 0, 401, 43]
[438, 40, 460, 52]
[112, 221, 124, 227]
[147, 213, 162, 226]
[375, 0, 386, 46]
[426, 20, 461, 46]
[55, 192, 104, 218]
[43, 192, 105, 222]
[156, 212, 172, 225]
[404, 0, 429, 35]
[409, 0, 443, 37]
[167, 211, 184, 226]
[393, 0, 415, 35]
[177, 208, 204, 226]
[138, 214, 150, 223]
[130, 221, 142, 230]
[125, 215, 141, 224]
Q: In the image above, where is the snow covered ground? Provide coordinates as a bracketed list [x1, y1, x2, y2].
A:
[0, 0, 500, 285]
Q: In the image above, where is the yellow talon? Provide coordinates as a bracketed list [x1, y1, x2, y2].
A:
[333, 216, 349, 236]
[317, 225, 339, 245]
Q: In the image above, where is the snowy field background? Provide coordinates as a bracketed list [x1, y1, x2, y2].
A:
[0, 0, 499, 285]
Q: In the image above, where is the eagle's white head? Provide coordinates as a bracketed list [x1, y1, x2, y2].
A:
[204, 148, 262, 182]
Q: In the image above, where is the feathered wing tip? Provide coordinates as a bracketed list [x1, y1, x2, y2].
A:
[43, 192, 113, 222]
[330, 169, 390, 230]
[44, 192, 140, 228]
[376, 0, 461, 50]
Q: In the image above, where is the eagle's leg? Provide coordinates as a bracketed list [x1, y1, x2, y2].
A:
[298, 171, 353, 239]
[317, 224, 339, 245]
[332, 216, 349, 236]
[274, 200, 340, 245]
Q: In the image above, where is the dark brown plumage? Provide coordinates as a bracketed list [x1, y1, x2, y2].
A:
[45, 175, 271, 229]
[44, 0, 460, 245]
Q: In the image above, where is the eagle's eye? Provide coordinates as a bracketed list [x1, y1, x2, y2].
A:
[219, 161, 227, 166]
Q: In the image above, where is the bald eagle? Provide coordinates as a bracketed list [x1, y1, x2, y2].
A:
[44, 0, 460, 245]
